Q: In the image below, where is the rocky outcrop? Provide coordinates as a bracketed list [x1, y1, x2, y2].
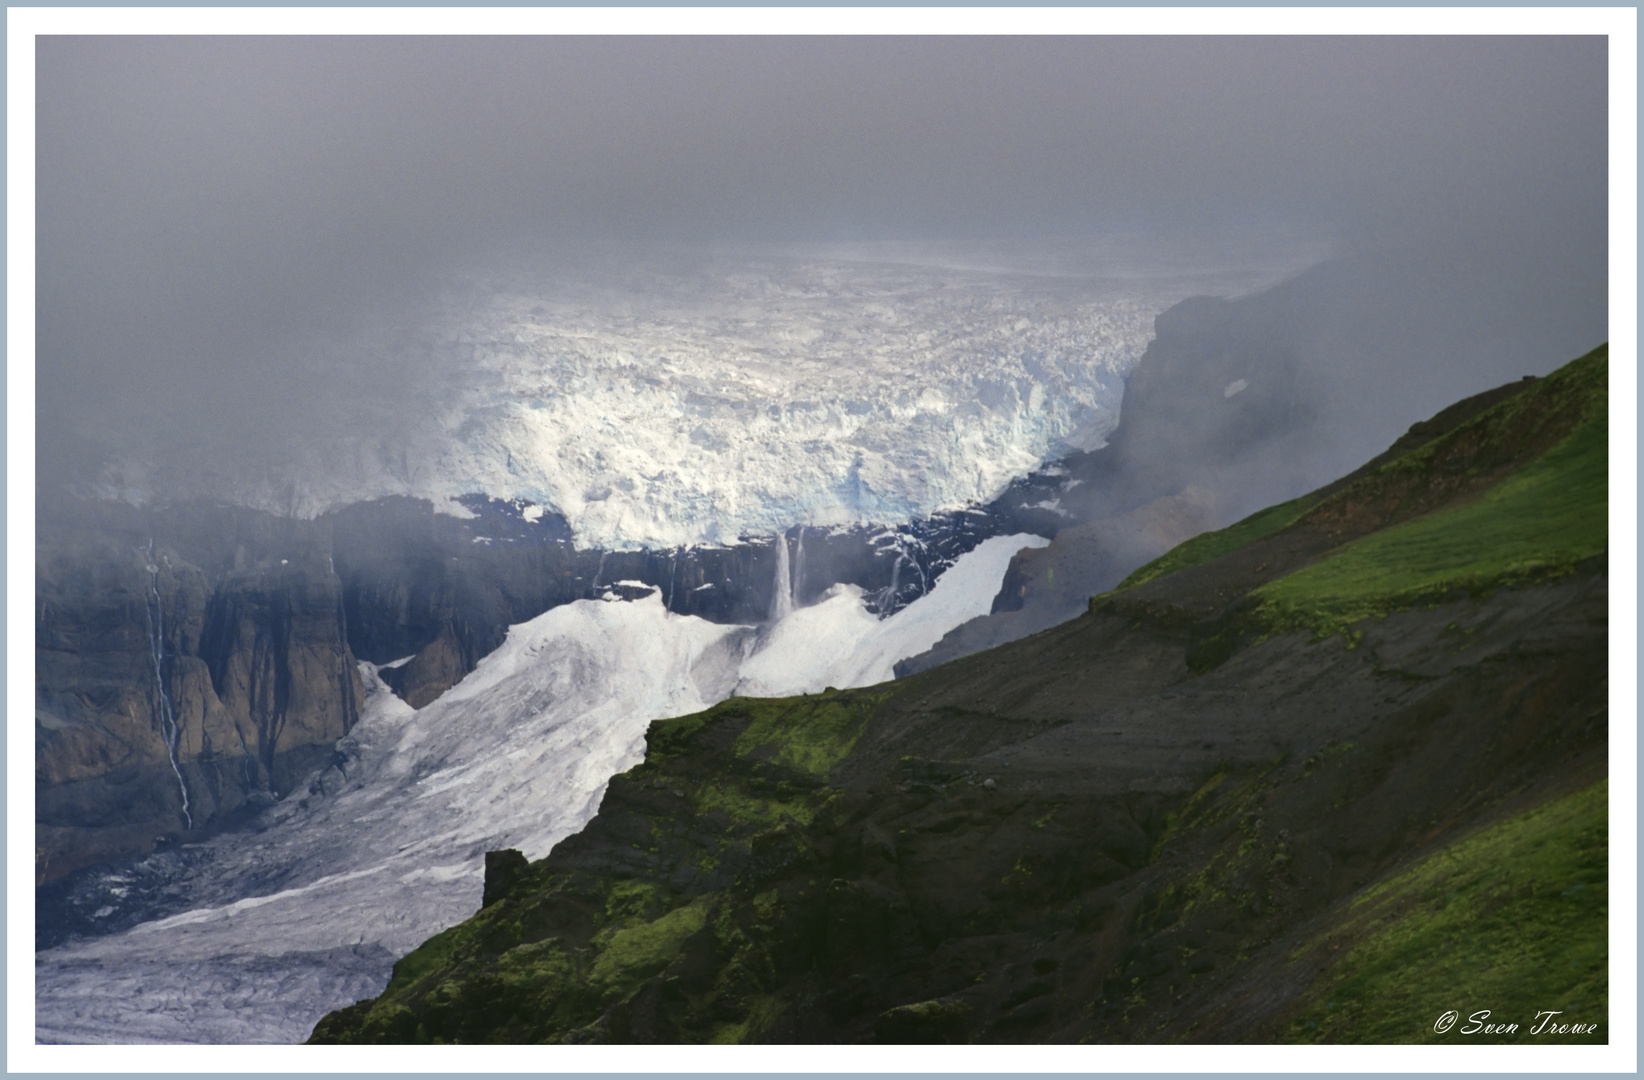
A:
[379, 625, 470, 710]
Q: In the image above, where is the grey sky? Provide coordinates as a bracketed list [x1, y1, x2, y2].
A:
[35, 36, 1608, 495]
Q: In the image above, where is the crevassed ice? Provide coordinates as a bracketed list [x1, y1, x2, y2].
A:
[93, 241, 1331, 545]
[432, 268, 1152, 549]
[216, 257, 1178, 548]
[35, 535, 1047, 1044]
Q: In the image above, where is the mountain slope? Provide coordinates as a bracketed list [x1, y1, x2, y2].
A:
[310, 346, 1608, 1044]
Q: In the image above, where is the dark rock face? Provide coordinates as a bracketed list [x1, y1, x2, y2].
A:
[35, 512, 365, 883]
[483, 849, 530, 910]
[197, 560, 363, 784]
[378, 626, 469, 711]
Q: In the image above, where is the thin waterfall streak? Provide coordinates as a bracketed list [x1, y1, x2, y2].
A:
[792, 528, 806, 609]
[590, 551, 608, 597]
[143, 543, 192, 830]
[877, 554, 906, 617]
[768, 536, 794, 622]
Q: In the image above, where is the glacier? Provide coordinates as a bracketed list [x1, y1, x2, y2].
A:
[34, 535, 1048, 1044]
[92, 245, 1319, 549]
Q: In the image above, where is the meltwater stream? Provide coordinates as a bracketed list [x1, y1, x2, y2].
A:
[35, 534, 1045, 1043]
[142, 543, 191, 832]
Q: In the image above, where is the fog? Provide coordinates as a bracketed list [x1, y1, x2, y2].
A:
[35, 36, 1608, 512]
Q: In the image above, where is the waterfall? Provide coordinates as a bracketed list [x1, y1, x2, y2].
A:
[874, 554, 906, 617]
[792, 527, 806, 608]
[142, 543, 192, 830]
[589, 550, 608, 597]
[768, 535, 795, 622]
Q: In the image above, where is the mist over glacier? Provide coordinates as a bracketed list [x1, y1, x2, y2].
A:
[39, 35, 1606, 534]
[79, 241, 1322, 550]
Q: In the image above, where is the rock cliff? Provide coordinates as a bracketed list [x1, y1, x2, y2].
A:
[36, 513, 363, 883]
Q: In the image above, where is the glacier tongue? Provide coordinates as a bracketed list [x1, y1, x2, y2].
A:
[35, 535, 1049, 1044]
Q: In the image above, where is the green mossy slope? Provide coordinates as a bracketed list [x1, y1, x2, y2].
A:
[1112, 344, 1606, 613]
[1103, 346, 1607, 671]
[312, 695, 865, 1044]
[1281, 779, 1608, 1043]
[1116, 494, 1319, 592]
[1253, 403, 1605, 641]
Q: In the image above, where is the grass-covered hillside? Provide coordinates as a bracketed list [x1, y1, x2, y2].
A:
[1111, 345, 1605, 646]
[312, 346, 1608, 1044]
